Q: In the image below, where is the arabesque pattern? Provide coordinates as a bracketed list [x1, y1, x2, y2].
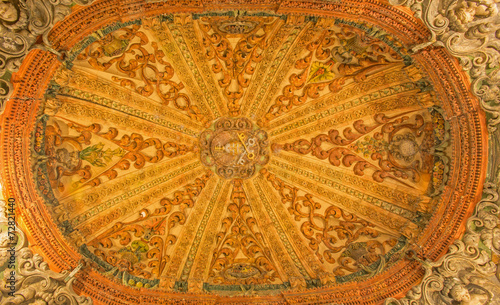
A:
[30, 15, 451, 296]
[0, 2, 490, 304]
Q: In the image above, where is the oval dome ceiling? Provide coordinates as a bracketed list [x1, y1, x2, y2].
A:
[0, 1, 487, 304]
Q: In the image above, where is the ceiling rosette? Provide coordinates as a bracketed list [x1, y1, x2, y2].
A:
[0, 1, 490, 304]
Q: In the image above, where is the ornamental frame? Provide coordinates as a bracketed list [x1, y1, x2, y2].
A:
[0, 0, 498, 304]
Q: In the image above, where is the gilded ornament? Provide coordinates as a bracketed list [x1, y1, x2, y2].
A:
[0, 4, 492, 304]
[200, 117, 269, 179]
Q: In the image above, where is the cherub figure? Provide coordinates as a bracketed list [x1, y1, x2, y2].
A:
[477, 210, 500, 254]
[0, 0, 27, 30]
[55, 148, 80, 171]
[449, 283, 489, 305]
[439, 274, 497, 305]
[0, 0, 18, 23]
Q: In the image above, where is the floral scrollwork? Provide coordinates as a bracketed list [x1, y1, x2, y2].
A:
[384, 182, 500, 304]
[0, 201, 92, 304]
[272, 110, 441, 188]
[390, 0, 500, 131]
[0, 0, 96, 112]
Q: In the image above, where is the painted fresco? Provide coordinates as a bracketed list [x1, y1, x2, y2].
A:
[28, 14, 455, 297]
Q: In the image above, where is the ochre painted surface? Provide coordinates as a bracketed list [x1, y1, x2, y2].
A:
[0, 1, 487, 304]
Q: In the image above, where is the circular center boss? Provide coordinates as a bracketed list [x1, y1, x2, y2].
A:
[200, 118, 269, 179]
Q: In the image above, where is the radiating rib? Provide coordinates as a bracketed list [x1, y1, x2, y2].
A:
[198, 180, 286, 287]
[160, 177, 225, 284]
[242, 180, 306, 283]
[49, 116, 198, 195]
[83, 171, 214, 279]
[72, 161, 203, 236]
[169, 20, 228, 118]
[240, 19, 296, 117]
[251, 23, 316, 122]
[269, 156, 420, 220]
[195, 17, 283, 117]
[273, 152, 432, 214]
[58, 153, 198, 209]
[56, 96, 197, 145]
[267, 64, 424, 131]
[148, 20, 220, 122]
[54, 67, 204, 134]
[256, 170, 403, 279]
[270, 91, 433, 143]
[70, 23, 210, 126]
[249, 178, 323, 282]
[264, 165, 417, 237]
[172, 180, 232, 284]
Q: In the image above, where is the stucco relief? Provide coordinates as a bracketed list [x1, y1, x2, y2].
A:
[35, 17, 442, 297]
[0, 200, 92, 304]
[385, 183, 500, 304]
[0, 0, 96, 111]
[389, 0, 500, 131]
[383, 0, 500, 303]
[0, 0, 496, 304]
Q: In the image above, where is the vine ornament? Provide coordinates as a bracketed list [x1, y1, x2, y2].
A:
[0, 0, 96, 113]
[0, 200, 92, 304]
[0, 0, 498, 303]
[384, 183, 500, 304]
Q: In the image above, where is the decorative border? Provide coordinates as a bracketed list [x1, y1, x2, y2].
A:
[384, 0, 500, 302]
[0, 0, 96, 111]
[0, 0, 493, 304]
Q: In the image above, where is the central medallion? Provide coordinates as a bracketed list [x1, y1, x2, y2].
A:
[200, 117, 269, 179]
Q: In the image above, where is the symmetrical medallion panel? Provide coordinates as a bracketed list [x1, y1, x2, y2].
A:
[0, 4, 486, 304]
[200, 117, 269, 179]
[30, 13, 451, 295]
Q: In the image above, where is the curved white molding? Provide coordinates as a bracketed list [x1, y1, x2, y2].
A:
[386, 0, 500, 302]
[0, 0, 499, 303]
[0, 200, 92, 304]
[0, 0, 96, 112]
[389, 0, 500, 131]
[385, 183, 500, 304]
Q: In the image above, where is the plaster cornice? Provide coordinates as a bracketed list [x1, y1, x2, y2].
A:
[0, 0, 498, 304]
